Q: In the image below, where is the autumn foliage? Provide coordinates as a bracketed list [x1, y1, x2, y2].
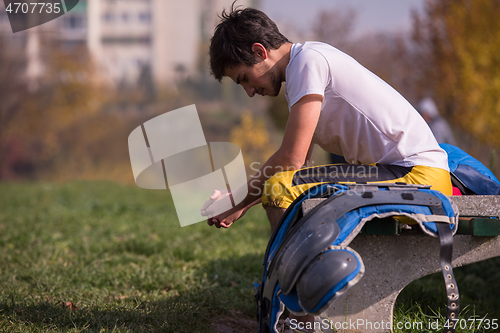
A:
[413, 0, 500, 146]
[230, 111, 276, 171]
[0, 37, 144, 182]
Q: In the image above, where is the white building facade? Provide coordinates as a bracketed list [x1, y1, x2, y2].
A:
[84, 0, 256, 87]
[1, 0, 257, 88]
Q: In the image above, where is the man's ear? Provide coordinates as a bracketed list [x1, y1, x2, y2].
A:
[251, 43, 268, 61]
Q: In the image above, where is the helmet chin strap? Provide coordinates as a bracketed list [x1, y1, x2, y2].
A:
[436, 222, 460, 333]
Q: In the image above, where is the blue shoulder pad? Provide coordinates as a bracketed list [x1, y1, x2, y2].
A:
[440, 143, 500, 195]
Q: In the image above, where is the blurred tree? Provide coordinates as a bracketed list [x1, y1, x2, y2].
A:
[312, 8, 357, 51]
[11, 44, 107, 173]
[347, 33, 424, 104]
[230, 111, 276, 172]
[137, 63, 157, 105]
[413, 0, 500, 146]
[267, 89, 288, 131]
[0, 36, 123, 180]
[0, 35, 30, 179]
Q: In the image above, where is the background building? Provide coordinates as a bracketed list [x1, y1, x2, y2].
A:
[0, 0, 258, 89]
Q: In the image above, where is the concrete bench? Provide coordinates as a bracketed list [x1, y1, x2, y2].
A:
[300, 195, 500, 333]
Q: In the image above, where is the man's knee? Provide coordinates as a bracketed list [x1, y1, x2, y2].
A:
[266, 206, 286, 232]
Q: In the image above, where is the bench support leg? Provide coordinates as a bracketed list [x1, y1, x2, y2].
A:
[313, 234, 500, 333]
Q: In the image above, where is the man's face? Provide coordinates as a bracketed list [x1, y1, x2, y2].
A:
[225, 61, 282, 98]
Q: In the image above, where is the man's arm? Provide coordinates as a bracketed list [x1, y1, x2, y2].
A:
[205, 94, 323, 228]
[304, 143, 315, 168]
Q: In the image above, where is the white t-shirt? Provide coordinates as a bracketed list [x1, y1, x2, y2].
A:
[285, 42, 449, 170]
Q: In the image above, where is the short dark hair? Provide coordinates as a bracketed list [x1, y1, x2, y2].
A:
[209, 5, 290, 81]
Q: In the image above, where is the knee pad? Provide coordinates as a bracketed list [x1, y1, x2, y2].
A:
[270, 203, 364, 315]
[275, 213, 341, 294]
[279, 247, 364, 315]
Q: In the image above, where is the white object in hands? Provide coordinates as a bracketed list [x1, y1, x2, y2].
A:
[200, 189, 230, 218]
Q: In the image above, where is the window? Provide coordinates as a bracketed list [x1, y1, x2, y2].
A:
[139, 13, 151, 23]
[63, 15, 86, 29]
[103, 13, 115, 23]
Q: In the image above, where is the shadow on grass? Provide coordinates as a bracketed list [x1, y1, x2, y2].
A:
[0, 253, 263, 333]
[0, 297, 215, 332]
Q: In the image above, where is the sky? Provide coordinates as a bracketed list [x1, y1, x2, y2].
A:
[261, 0, 425, 37]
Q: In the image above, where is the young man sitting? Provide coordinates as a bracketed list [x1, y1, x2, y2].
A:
[201, 5, 451, 331]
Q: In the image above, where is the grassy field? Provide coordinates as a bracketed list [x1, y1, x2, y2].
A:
[0, 181, 499, 332]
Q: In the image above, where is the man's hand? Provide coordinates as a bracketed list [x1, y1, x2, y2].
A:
[201, 189, 243, 228]
[207, 198, 261, 228]
[207, 206, 247, 228]
[203, 191, 262, 229]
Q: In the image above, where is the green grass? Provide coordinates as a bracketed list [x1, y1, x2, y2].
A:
[0, 181, 269, 332]
[394, 257, 500, 333]
[1, 181, 499, 332]
[392, 305, 491, 333]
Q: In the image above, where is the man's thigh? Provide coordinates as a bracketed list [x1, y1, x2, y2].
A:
[261, 164, 452, 209]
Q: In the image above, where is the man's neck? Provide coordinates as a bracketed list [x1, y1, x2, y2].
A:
[269, 42, 292, 83]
